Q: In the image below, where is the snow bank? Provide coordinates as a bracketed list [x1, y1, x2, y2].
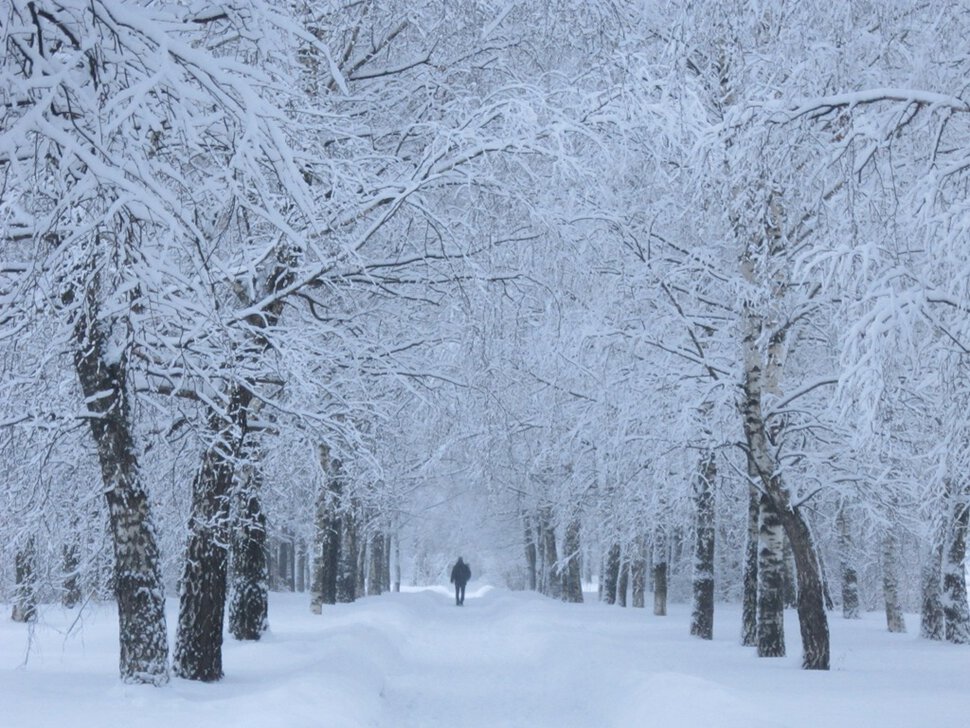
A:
[2, 588, 969, 727]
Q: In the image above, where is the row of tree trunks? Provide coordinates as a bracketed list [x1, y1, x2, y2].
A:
[598, 538, 670, 611]
[174, 248, 295, 681]
[273, 537, 297, 592]
[11, 524, 86, 611]
[266, 536, 312, 592]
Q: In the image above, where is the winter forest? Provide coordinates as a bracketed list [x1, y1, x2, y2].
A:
[2, 0, 970, 723]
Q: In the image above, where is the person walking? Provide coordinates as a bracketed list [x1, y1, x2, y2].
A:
[450, 557, 471, 606]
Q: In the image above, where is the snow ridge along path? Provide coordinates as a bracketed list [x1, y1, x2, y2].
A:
[2, 587, 970, 727]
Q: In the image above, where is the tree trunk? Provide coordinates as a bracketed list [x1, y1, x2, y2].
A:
[524, 513, 538, 591]
[296, 543, 307, 593]
[266, 540, 279, 592]
[741, 302, 829, 669]
[837, 506, 860, 619]
[393, 532, 402, 593]
[882, 528, 907, 634]
[62, 538, 82, 609]
[337, 506, 359, 603]
[12, 538, 37, 623]
[92, 513, 115, 603]
[356, 520, 367, 597]
[776, 505, 831, 670]
[72, 302, 168, 684]
[278, 538, 294, 592]
[368, 532, 385, 596]
[943, 482, 970, 643]
[539, 509, 561, 599]
[228, 462, 269, 641]
[921, 530, 944, 641]
[756, 493, 786, 658]
[782, 534, 797, 609]
[603, 543, 621, 605]
[741, 483, 759, 646]
[631, 538, 646, 609]
[383, 534, 392, 593]
[690, 453, 716, 640]
[174, 419, 240, 682]
[653, 532, 667, 617]
[561, 519, 584, 603]
[310, 447, 342, 612]
[617, 560, 629, 607]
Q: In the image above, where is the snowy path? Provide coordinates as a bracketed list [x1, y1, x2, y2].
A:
[377, 587, 609, 725]
[3, 587, 970, 727]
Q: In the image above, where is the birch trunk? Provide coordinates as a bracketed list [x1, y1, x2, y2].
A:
[382, 534, 392, 593]
[62, 538, 82, 609]
[617, 560, 629, 607]
[653, 532, 668, 616]
[296, 544, 307, 593]
[757, 493, 786, 657]
[836, 506, 860, 619]
[524, 514, 538, 591]
[603, 543, 621, 605]
[368, 532, 385, 595]
[690, 453, 716, 640]
[631, 538, 646, 609]
[741, 300, 829, 669]
[943, 482, 970, 643]
[337, 505, 359, 603]
[921, 544, 944, 641]
[11, 538, 37, 623]
[782, 535, 797, 609]
[920, 523, 944, 641]
[538, 508, 561, 598]
[561, 519, 584, 603]
[653, 561, 668, 616]
[310, 446, 342, 611]
[393, 532, 402, 593]
[882, 528, 907, 634]
[355, 530, 367, 597]
[741, 482, 759, 646]
[72, 298, 168, 684]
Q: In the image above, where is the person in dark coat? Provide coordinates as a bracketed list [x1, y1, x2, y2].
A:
[450, 557, 471, 606]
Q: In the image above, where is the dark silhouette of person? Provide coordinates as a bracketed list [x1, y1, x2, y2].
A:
[450, 557, 471, 606]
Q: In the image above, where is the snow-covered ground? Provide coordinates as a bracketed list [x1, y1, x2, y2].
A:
[2, 586, 968, 727]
